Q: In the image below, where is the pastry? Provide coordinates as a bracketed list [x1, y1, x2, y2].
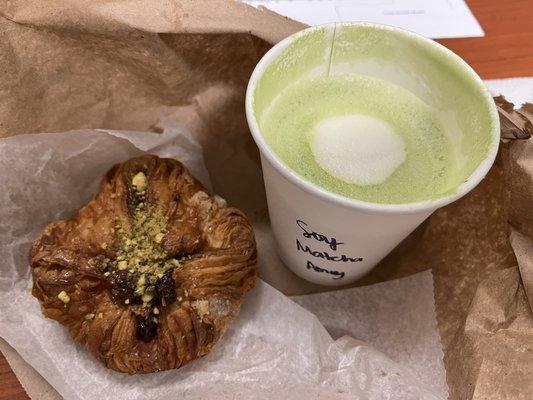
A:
[29, 155, 257, 373]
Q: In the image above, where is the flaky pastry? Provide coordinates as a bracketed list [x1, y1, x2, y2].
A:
[29, 155, 257, 373]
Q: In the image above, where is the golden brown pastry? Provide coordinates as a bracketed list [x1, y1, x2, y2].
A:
[29, 155, 257, 374]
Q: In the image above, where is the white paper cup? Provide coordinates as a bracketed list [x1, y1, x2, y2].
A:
[245, 22, 500, 286]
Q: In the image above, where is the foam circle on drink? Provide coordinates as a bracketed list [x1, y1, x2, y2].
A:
[309, 114, 406, 186]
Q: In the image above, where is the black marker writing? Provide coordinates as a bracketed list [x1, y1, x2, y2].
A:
[306, 260, 345, 280]
[296, 220, 344, 251]
[297, 239, 362, 263]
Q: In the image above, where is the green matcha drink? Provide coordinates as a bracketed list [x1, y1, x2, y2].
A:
[252, 24, 496, 205]
[246, 22, 499, 284]
[260, 73, 453, 204]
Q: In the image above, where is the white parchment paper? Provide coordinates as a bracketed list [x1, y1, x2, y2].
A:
[0, 123, 447, 399]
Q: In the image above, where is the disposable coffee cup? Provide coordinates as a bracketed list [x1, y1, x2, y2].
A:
[245, 22, 500, 286]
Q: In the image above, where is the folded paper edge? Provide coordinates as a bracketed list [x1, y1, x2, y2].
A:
[1, 0, 305, 44]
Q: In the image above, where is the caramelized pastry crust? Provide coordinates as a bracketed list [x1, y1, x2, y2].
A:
[29, 155, 257, 373]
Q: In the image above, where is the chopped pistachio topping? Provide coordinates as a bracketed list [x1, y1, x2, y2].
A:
[57, 291, 70, 304]
[84, 313, 95, 321]
[154, 232, 165, 243]
[97, 171, 183, 309]
[132, 172, 147, 192]
[142, 293, 153, 304]
[169, 259, 180, 267]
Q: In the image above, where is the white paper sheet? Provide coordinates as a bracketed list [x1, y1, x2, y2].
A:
[293, 272, 448, 398]
[0, 123, 447, 400]
[485, 77, 533, 107]
[243, 0, 484, 39]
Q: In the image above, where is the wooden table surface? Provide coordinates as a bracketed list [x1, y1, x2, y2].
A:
[1, 1, 532, 399]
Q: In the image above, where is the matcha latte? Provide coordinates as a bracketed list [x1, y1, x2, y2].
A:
[246, 22, 499, 285]
[251, 24, 496, 205]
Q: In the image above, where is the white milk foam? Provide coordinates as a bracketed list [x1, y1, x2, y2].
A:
[309, 115, 406, 185]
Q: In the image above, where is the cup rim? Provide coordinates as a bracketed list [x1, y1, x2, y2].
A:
[245, 22, 500, 215]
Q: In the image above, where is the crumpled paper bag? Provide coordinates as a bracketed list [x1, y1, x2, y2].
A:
[0, 125, 447, 400]
[501, 99, 533, 308]
[0, 1, 531, 399]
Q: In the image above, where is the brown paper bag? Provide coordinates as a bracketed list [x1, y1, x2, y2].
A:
[0, 1, 531, 399]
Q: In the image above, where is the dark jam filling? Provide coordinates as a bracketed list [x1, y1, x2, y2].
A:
[105, 269, 178, 305]
[136, 314, 158, 343]
[155, 269, 178, 305]
[107, 270, 140, 305]
[135, 270, 179, 342]
[106, 269, 178, 342]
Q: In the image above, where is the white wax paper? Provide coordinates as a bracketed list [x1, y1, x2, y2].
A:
[0, 123, 447, 399]
[293, 272, 448, 398]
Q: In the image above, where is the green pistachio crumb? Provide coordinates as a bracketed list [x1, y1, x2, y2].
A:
[84, 313, 95, 321]
[169, 258, 180, 267]
[154, 232, 164, 243]
[142, 293, 153, 303]
[135, 285, 145, 297]
[132, 172, 147, 192]
[57, 291, 70, 304]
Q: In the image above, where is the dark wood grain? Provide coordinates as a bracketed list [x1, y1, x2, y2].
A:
[1, 1, 532, 399]
[0, 353, 29, 400]
[438, 0, 533, 79]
